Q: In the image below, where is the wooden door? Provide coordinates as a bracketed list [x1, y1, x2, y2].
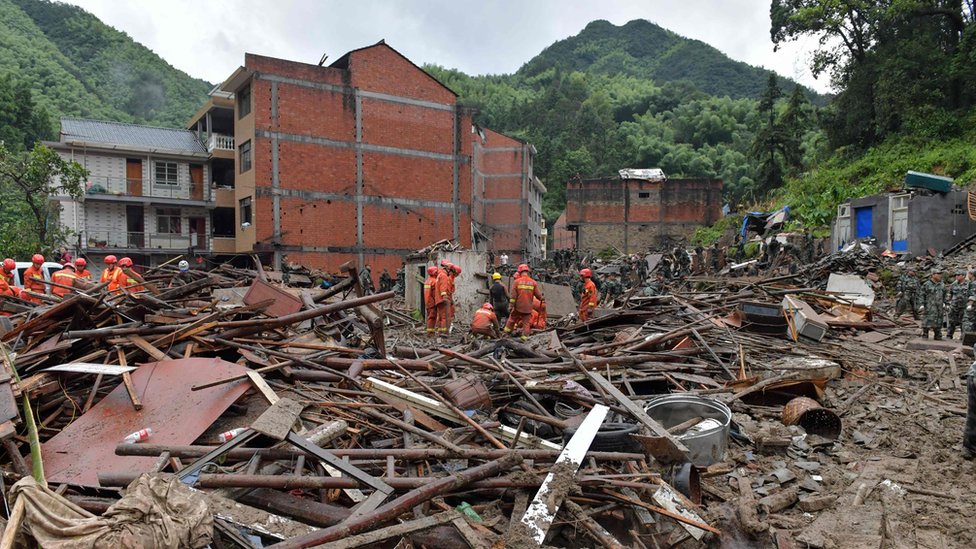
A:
[190, 217, 207, 250]
[190, 164, 203, 200]
[126, 159, 142, 196]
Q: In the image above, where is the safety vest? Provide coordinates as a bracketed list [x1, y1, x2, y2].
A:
[471, 308, 497, 331]
[52, 269, 78, 298]
[113, 268, 144, 293]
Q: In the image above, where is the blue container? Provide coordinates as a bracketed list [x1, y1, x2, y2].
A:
[904, 171, 952, 193]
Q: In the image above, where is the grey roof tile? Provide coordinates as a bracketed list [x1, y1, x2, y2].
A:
[60, 118, 207, 155]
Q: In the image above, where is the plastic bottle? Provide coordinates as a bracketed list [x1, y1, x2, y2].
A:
[122, 428, 152, 444]
[455, 502, 482, 523]
[218, 427, 247, 443]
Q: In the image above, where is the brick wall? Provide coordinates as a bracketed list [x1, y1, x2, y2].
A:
[566, 177, 723, 253]
[238, 45, 473, 285]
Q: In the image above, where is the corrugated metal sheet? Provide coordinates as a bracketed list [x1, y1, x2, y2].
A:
[60, 118, 207, 155]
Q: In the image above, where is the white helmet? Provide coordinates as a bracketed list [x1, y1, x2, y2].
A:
[178, 260, 189, 272]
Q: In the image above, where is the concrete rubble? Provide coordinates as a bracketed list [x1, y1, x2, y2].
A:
[0, 244, 973, 548]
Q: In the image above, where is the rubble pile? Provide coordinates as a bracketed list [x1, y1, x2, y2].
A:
[0, 253, 972, 548]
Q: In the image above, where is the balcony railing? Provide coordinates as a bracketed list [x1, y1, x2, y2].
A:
[84, 229, 210, 251]
[207, 133, 235, 152]
[83, 176, 210, 202]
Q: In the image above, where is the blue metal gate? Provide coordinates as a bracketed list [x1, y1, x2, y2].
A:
[854, 207, 873, 239]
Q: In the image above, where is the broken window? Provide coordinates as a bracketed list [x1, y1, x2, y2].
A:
[156, 208, 182, 234]
[952, 203, 966, 215]
[240, 197, 252, 225]
[211, 207, 235, 237]
[239, 141, 252, 173]
[238, 84, 251, 119]
[155, 162, 178, 186]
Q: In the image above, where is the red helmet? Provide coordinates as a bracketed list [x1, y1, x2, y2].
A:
[426, 266, 438, 276]
[32, 254, 44, 264]
[517, 263, 530, 273]
[580, 268, 592, 278]
[452, 265, 462, 275]
[440, 259, 450, 267]
[104, 255, 117, 265]
[63, 262, 75, 270]
[75, 258, 86, 268]
[2, 258, 14, 272]
[118, 257, 133, 268]
[482, 303, 494, 311]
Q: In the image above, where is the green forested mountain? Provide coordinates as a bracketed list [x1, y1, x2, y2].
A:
[0, 0, 211, 129]
[519, 19, 821, 102]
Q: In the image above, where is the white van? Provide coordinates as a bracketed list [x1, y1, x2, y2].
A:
[12, 262, 63, 294]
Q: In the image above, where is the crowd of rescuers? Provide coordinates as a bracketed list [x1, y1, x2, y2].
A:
[0, 253, 196, 305]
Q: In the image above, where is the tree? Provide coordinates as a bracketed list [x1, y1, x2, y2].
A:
[751, 75, 788, 197]
[0, 143, 87, 257]
[779, 85, 811, 173]
[0, 74, 53, 151]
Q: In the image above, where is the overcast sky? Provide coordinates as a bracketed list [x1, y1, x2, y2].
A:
[64, 0, 830, 93]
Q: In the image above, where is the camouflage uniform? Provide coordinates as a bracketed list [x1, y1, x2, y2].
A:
[894, 273, 920, 319]
[642, 277, 667, 297]
[948, 277, 969, 338]
[921, 278, 945, 339]
[963, 296, 976, 334]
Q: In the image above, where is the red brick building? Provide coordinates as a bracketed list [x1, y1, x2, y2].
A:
[565, 172, 722, 253]
[471, 127, 545, 262]
[551, 212, 575, 250]
[215, 42, 476, 278]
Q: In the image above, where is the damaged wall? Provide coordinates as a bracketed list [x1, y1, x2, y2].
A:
[564, 177, 723, 253]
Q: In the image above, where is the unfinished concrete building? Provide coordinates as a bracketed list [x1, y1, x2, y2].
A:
[471, 127, 545, 263]
[565, 171, 723, 253]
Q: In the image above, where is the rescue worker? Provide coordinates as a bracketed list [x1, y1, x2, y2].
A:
[448, 262, 461, 332]
[895, 269, 920, 319]
[964, 344, 976, 460]
[101, 255, 120, 292]
[578, 268, 597, 322]
[169, 260, 193, 288]
[114, 257, 146, 294]
[0, 258, 15, 287]
[602, 272, 623, 304]
[489, 272, 510, 325]
[359, 264, 374, 294]
[470, 303, 500, 338]
[22, 254, 46, 302]
[51, 262, 79, 299]
[921, 272, 945, 340]
[422, 266, 439, 335]
[74, 258, 92, 280]
[948, 272, 969, 339]
[379, 269, 393, 292]
[530, 297, 547, 331]
[963, 295, 976, 335]
[643, 272, 667, 296]
[433, 262, 452, 335]
[504, 264, 544, 340]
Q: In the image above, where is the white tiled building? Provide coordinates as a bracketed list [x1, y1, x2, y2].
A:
[48, 118, 215, 271]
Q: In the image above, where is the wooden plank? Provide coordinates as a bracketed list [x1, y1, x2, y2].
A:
[251, 398, 304, 441]
[45, 363, 136, 375]
[584, 371, 690, 462]
[320, 511, 458, 549]
[519, 404, 609, 545]
[117, 349, 141, 411]
[246, 370, 280, 404]
[126, 335, 168, 361]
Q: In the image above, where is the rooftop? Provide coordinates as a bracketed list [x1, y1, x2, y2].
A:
[60, 117, 208, 155]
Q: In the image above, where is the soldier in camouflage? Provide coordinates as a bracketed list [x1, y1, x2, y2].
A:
[602, 273, 624, 304]
[894, 269, 920, 319]
[642, 272, 667, 296]
[920, 272, 945, 340]
[947, 272, 969, 339]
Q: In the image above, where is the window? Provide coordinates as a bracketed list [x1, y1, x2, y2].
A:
[638, 192, 651, 199]
[238, 84, 251, 119]
[155, 162, 178, 185]
[240, 197, 253, 226]
[156, 208, 182, 234]
[211, 207, 235, 237]
[952, 203, 966, 215]
[239, 140, 252, 173]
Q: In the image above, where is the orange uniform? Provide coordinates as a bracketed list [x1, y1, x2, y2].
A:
[113, 268, 145, 293]
[470, 306, 499, 337]
[22, 265, 45, 302]
[505, 274, 544, 338]
[101, 266, 120, 292]
[423, 273, 438, 334]
[579, 278, 598, 322]
[76, 269, 92, 280]
[0, 277, 20, 298]
[51, 267, 78, 298]
[433, 269, 452, 333]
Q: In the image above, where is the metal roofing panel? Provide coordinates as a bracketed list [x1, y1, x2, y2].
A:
[60, 117, 207, 155]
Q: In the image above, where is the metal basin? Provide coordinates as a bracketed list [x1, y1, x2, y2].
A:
[644, 395, 731, 466]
